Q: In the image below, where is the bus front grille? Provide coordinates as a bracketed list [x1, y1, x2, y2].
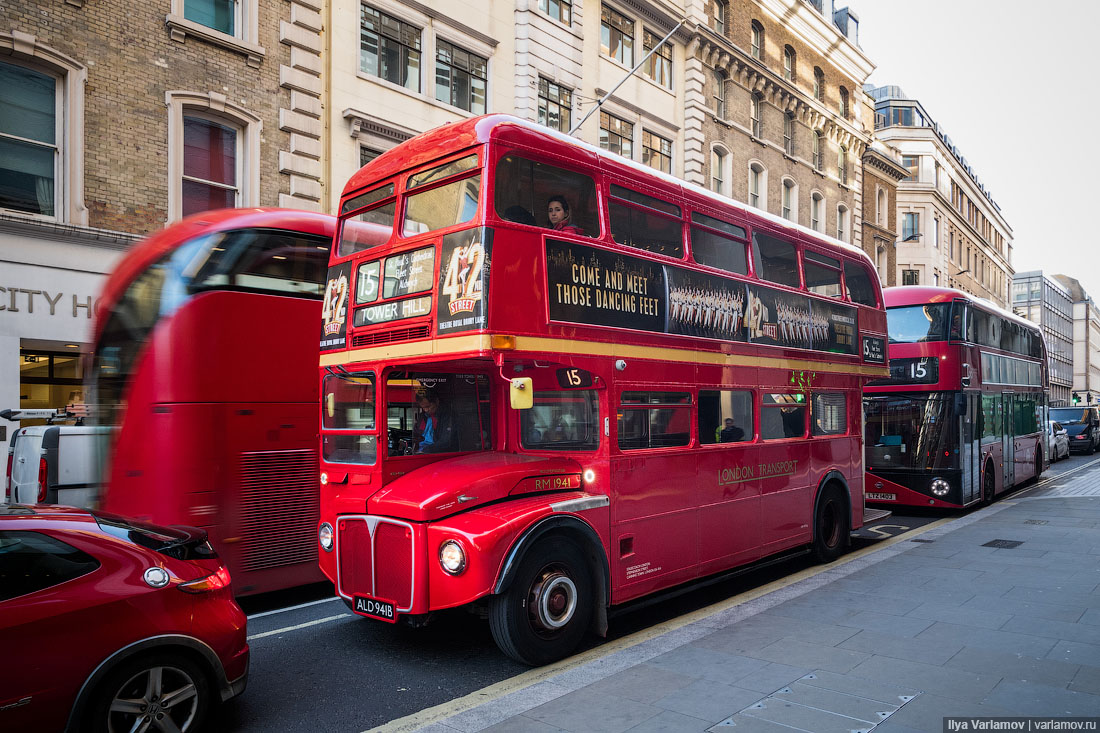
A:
[238, 449, 319, 572]
[337, 516, 415, 611]
[352, 325, 430, 348]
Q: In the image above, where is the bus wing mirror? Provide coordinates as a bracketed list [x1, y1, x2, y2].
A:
[954, 393, 968, 417]
[325, 392, 335, 418]
[510, 378, 533, 410]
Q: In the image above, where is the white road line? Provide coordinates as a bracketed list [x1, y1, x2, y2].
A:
[247, 613, 351, 640]
[247, 596, 341, 620]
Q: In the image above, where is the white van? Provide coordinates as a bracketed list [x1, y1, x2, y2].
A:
[6, 425, 111, 506]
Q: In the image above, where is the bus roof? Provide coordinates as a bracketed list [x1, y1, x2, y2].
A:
[95, 208, 336, 341]
[343, 114, 876, 269]
[884, 285, 1040, 333]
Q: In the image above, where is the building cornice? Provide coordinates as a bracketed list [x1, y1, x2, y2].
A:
[342, 109, 418, 142]
[757, 0, 875, 81]
[593, 89, 681, 131]
[0, 214, 139, 251]
[862, 148, 908, 181]
[391, 0, 498, 48]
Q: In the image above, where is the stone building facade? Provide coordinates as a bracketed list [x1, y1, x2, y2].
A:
[683, 0, 873, 245]
[1054, 275, 1100, 406]
[859, 141, 908, 287]
[1, 0, 317, 435]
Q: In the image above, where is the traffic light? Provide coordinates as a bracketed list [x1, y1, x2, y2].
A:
[1073, 392, 1080, 405]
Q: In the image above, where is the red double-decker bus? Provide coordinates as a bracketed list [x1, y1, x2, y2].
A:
[864, 286, 1047, 509]
[317, 114, 889, 664]
[91, 208, 334, 595]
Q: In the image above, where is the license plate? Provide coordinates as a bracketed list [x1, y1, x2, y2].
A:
[866, 492, 896, 501]
[352, 595, 397, 623]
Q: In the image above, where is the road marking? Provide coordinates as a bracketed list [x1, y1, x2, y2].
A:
[247, 613, 351, 640]
[247, 596, 340, 620]
[857, 523, 911, 539]
[368, 515, 956, 733]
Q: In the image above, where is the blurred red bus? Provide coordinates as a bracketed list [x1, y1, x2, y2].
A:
[316, 114, 891, 664]
[864, 286, 1048, 509]
[90, 208, 335, 595]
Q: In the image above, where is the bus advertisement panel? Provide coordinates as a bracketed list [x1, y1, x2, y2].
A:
[317, 115, 888, 664]
[864, 286, 1047, 509]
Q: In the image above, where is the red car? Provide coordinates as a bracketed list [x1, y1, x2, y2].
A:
[0, 504, 249, 732]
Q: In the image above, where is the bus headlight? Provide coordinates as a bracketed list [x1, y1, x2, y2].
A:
[930, 478, 950, 497]
[439, 540, 466, 575]
[319, 522, 334, 552]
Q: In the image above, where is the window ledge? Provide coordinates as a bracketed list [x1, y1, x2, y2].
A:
[165, 14, 265, 67]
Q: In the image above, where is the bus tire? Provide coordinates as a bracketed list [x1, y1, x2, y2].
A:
[811, 484, 848, 563]
[489, 535, 592, 666]
[982, 462, 995, 504]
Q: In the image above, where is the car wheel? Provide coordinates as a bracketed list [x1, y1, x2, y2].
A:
[91, 653, 212, 733]
[489, 535, 592, 666]
[811, 484, 848, 563]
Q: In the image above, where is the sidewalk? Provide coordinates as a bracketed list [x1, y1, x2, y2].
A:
[393, 463, 1100, 733]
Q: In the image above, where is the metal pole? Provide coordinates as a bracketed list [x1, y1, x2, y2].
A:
[568, 18, 687, 137]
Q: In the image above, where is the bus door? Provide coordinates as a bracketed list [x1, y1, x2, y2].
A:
[1002, 392, 1015, 488]
[960, 393, 980, 504]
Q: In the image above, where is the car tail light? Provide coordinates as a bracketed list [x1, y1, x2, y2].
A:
[37, 457, 47, 503]
[177, 565, 232, 594]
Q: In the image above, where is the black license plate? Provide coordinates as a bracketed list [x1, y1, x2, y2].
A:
[352, 595, 397, 623]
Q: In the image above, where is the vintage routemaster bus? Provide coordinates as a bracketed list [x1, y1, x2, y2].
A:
[91, 208, 334, 595]
[317, 114, 890, 664]
[864, 286, 1047, 509]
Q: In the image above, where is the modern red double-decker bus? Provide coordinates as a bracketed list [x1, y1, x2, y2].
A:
[90, 208, 334, 595]
[864, 286, 1047, 509]
[317, 114, 890, 664]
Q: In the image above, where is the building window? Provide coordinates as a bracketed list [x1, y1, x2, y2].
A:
[601, 6, 634, 67]
[901, 155, 919, 182]
[360, 146, 382, 168]
[902, 269, 920, 286]
[811, 192, 823, 232]
[748, 163, 765, 208]
[876, 188, 886, 225]
[642, 130, 671, 173]
[781, 179, 795, 221]
[751, 93, 763, 137]
[932, 217, 940, 248]
[750, 21, 764, 61]
[836, 203, 849, 242]
[185, 0, 236, 35]
[711, 148, 726, 195]
[167, 92, 260, 222]
[538, 0, 571, 24]
[783, 46, 795, 82]
[0, 60, 58, 217]
[783, 112, 794, 155]
[838, 145, 848, 185]
[435, 40, 487, 113]
[361, 6, 421, 92]
[812, 130, 823, 170]
[902, 212, 919, 241]
[713, 70, 726, 118]
[642, 29, 673, 89]
[813, 67, 824, 101]
[934, 272, 940, 286]
[600, 110, 633, 158]
[838, 86, 849, 118]
[538, 77, 572, 132]
[713, 0, 727, 35]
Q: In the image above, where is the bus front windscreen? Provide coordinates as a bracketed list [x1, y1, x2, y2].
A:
[886, 304, 951, 343]
[864, 393, 960, 470]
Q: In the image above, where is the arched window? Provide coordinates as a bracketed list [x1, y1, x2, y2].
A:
[812, 129, 823, 170]
[876, 188, 886, 225]
[713, 69, 726, 119]
[751, 93, 763, 137]
[711, 146, 728, 195]
[811, 191, 824, 232]
[839, 86, 849, 118]
[813, 67, 824, 101]
[713, 0, 728, 36]
[783, 112, 795, 155]
[783, 46, 795, 82]
[838, 145, 848, 185]
[748, 162, 766, 209]
[751, 21, 764, 61]
[781, 178, 797, 221]
[836, 203, 850, 242]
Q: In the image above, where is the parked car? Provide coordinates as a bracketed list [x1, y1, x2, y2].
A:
[0, 504, 248, 732]
[5, 424, 112, 506]
[1047, 420, 1070, 462]
[1049, 406, 1100, 454]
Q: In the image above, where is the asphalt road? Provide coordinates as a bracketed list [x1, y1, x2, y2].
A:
[214, 451, 1097, 732]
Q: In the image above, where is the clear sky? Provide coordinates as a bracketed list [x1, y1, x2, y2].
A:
[854, 0, 1100, 302]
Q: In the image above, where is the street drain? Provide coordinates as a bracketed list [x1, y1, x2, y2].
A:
[982, 539, 1024, 548]
[1024, 519, 1049, 525]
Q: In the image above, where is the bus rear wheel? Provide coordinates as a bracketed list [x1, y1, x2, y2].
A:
[982, 463, 995, 504]
[811, 485, 848, 563]
[489, 536, 592, 666]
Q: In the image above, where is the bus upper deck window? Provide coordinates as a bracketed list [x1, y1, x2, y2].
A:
[804, 250, 842, 298]
[403, 174, 482, 237]
[843, 261, 877, 306]
[494, 154, 599, 237]
[751, 232, 799, 288]
[609, 185, 683, 259]
[339, 184, 396, 257]
[689, 212, 748, 275]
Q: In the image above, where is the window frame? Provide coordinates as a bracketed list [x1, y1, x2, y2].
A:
[434, 37, 488, 114]
[642, 28, 673, 90]
[538, 77, 572, 133]
[750, 20, 763, 61]
[600, 5, 635, 67]
[599, 110, 634, 159]
[750, 93, 763, 137]
[538, 0, 572, 25]
[713, 69, 727, 119]
[782, 45, 795, 82]
[642, 129, 672, 174]
[166, 0, 265, 63]
[359, 4, 423, 92]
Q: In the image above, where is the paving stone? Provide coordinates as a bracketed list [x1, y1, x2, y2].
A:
[1002, 615, 1100, 645]
[1003, 585, 1100, 608]
[652, 679, 763, 724]
[623, 709, 712, 732]
[838, 629, 962, 665]
[982, 679, 1100, 716]
[906, 602, 1014, 629]
[848, 655, 999, 701]
[646, 645, 770, 684]
[775, 681, 901, 723]
[915, 621, 1058, 658]
[586, 663, 696, 704]
[945, 645, 1081, 686]
[730, 662, 812, 695]
[735, 695, 879, 733]
[832, 610, 934, 638]
[962, 593, 1087, 623]
[478, 716, 566, 733]
[1069, 665, 1100, 695]
[524, 688, 662, 733]
[745, 638, 871, 674]
[1044, 639, 1100, 667]
[1081, 608, 1100, 626]
[794, 669, 921, 706]
[704, 614, 860, 650]
[881, 691, 1016, 731]
[705, 715, 803, 733]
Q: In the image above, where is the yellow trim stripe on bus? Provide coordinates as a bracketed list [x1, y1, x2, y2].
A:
[320, 333, 889, 377]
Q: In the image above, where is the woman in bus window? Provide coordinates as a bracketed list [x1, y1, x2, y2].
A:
[547, 195, 584, 236]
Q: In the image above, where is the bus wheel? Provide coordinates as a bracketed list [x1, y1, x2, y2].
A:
[982, 463, 995, 504]
[811, 485, 848, 563]
[489, 536, 592, 666]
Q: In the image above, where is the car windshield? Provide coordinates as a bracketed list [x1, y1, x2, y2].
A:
[886, 304, 951, 343]
[1050, 408, 1088, 425]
